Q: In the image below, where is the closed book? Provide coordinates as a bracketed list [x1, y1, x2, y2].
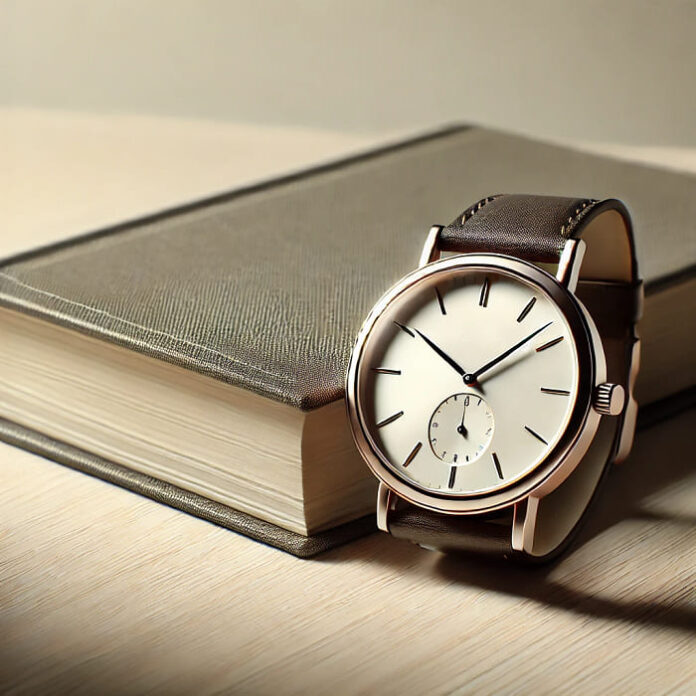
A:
[1, 126, 694, 556]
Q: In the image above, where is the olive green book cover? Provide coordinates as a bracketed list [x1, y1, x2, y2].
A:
[0, 125, 694, 556]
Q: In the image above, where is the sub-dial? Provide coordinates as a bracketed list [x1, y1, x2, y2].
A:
[428, 393, 494, 464]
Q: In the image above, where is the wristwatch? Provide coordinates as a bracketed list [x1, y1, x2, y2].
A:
[346, 194, 642, 561]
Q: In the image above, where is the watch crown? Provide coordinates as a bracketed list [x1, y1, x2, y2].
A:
[593, 383, 625, 416]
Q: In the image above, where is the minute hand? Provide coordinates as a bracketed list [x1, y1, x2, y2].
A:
[466, 321, 552, 383]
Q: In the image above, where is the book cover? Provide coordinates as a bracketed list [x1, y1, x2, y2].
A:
[1, 125, 694, 556]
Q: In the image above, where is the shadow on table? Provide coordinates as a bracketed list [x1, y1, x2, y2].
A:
[328, 395, 696, 633]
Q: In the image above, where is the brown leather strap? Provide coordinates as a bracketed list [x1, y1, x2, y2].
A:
[389, 194, 640, 562]
[440, 195, 636, 279]
[390, 506, 514, 557]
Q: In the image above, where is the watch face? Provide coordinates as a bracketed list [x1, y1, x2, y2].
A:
[349, 256, 594, 505]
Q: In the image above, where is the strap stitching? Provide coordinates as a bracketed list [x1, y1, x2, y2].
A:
[459, 194, 502, 225]
[560, 198, 599, 236]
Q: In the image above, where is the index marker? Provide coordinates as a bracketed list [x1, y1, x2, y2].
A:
[372, 368, 401, 375]
[376, 411, 404, 428]
[435, 287, 447, 315]
[492, 452, 503, 479]
[536, 336, 564, 352]
[402, 442, 422, 468]
[524, 425, 548, 445]
[448, 466, 457, 488]
[394, 321, 414, 337]
[517, 297, 536, 322]
[479, 277, 490, 307]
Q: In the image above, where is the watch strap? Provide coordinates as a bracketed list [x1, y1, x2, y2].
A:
[388, 412, 620, 561]
[389, 506, 514, 557]
[439, 194, 637, 282]
[388, 194, 640, 562]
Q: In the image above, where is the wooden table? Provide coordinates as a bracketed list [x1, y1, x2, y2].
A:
[1, 111, 694, 695]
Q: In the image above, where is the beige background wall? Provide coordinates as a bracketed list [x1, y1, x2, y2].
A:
[2, 0, 695, 144]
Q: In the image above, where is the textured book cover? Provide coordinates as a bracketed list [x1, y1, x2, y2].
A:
[1, 125, 694, 556]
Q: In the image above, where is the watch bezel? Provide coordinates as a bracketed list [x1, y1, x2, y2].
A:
[345, 253, 605, 515]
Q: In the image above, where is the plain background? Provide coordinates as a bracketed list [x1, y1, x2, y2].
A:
[2, 0, 695, 144]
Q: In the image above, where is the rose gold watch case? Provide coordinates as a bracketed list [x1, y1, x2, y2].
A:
[345, 252, 606, 516]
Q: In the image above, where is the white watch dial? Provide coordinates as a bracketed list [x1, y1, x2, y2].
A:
[358, 266, 580, 496]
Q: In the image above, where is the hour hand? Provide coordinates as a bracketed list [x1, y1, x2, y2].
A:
[414, 328, 466, 377]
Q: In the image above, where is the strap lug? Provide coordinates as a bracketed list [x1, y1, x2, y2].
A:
[419, 225, 443, 267]
[556, 238, 586, 291]
[376, 482, 397, 533]
[512, 497, 538, 554]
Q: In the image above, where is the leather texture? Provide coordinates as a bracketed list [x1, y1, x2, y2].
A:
[441, 194, 590, 260]
[441, 195, 636, 270]
[0, 127, 691, 556]
[389, 506, 514, 557]
[0, 127, 692, 413]
[388, 194, 640, 562]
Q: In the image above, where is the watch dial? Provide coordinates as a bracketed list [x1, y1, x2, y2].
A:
[356, 266, 581, 496]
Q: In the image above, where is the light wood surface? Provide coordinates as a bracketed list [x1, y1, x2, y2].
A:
[1, 108, 389, 256]
[1, 411, 694, 695]
[1, 111, 694, 695]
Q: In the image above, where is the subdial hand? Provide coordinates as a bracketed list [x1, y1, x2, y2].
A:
[457, 401, 468, 438]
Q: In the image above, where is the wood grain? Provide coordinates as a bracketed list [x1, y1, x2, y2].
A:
[1, 409, 693, 695]
[1, 113, 694, 695]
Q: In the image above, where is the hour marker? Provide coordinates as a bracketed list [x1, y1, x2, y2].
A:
[435, 287, 447, 315]
[453, 453, 458, 463]
[372, 368, 401, 375]
[524, 425, 548, 445]
[517, 297, 536, 322]
[536, 336, 564, 352]
[479, 277, 490, 307]
[376, 411, 404, 428]
[394, 321, 414, 337]
[492, 452, 503, 479]
[403, 442, 422, 467]
[540, 387, 570, 395]
[448, 466, 457, 488]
